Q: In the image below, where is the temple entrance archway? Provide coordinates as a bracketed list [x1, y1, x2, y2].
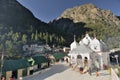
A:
[77, 55, 82, 59]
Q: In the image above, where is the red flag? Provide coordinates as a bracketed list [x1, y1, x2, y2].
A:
[1, 48, 4, 67]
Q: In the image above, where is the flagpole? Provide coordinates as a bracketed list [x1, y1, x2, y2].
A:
[0, 64, 2, 79]
[0, 48, 4, 79]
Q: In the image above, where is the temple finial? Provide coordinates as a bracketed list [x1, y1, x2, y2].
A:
[74, 35, 76, 41]
[93, 32, 96, 38]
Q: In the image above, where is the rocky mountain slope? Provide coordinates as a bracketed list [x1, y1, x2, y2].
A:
[58, 4, 120, 25]
[50, 4, 120, 48]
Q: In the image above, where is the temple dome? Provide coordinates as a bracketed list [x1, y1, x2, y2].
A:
[90, 37, 101, 52]
[80, 34, 92, 45]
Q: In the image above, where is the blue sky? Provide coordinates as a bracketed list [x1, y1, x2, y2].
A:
[17, 0, 120, 23]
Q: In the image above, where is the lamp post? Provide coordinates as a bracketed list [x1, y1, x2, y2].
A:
[115, 55, 119, 66]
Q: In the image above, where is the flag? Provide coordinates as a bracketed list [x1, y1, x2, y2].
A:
[28, 57, 35, 66]
[1, 48, 4, 67]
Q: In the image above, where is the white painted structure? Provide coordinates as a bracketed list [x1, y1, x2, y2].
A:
[68, 34, 110, 69]
[70, 35, 79, 50]
[23, 44, 52, 54]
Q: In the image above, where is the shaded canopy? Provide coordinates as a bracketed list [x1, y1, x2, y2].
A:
[53, 53, 66, 60]
[1, 59, 30, 72]
[0, 56, 50, 72]
[32, 56, 50, 65]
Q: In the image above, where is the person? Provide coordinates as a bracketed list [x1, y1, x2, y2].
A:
[13, 77, 16, 80]
[88, 67, 92, 76]
[79, 67, 83, 74]
[96, 68, 99, 77]
[1, 76, 6, 80]
[9, 77, 13, 80]
[9, 77, 16, 80]
[70, 57, 76, 68]
[95, 59, 100, 70]
[84, 57, 88, 67]
[88, 59, 92, 75]
[65, 57, 68, 63]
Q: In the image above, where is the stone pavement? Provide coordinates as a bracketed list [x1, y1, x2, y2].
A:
[22, 62, 110, 80]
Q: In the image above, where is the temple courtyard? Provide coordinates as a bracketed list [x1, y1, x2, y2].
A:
[23, 62, 110, 80]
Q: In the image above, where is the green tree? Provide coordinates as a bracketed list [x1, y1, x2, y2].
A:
[39, 32, 43, 39]
[5, 40, 13, 57]
[35, 30, 38, 41]
[49, 34, 53, 43]
[22, 34, 27, 43]
[31, 33, 34, 40]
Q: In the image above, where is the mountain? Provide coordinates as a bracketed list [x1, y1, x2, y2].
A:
[0, 0, 63, 43]
[117, 16, 120, 20]
[0, 0, 65, 57]
[0, 0, 55, 34]
[58, 4, 120, 25]
[49, 4, 120, 48]
[0, 0, 119, 49]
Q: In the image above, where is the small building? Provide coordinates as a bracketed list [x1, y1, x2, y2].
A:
[23, 45, 29, 51]
[23, 44, 52, 54]
[0, 56, 50, 80]
[63, 47, 70, 53]
[50, 53, 66, 62]
[32, 56, 50, 69]
[1, 59, 30, 80]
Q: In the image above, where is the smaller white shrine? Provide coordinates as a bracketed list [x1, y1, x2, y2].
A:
[70, 35, 79, 50]
[68, 34, 110, 70]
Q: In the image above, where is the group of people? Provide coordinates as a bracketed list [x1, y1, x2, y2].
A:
[64, 56, 99, 76]
[1, 76, 5, 80]
[1, 76, 16, 80]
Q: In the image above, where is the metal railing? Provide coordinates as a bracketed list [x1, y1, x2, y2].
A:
[111, 68, 120, 80]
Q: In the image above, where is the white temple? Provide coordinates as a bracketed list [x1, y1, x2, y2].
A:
[70, 35, 79, 50]
[68, 34, 110, 70]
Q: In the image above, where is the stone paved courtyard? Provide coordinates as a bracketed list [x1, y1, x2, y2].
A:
[23, 62, 110, 80]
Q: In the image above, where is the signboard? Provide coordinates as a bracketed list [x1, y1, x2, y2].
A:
[28, 57, 35, 66]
